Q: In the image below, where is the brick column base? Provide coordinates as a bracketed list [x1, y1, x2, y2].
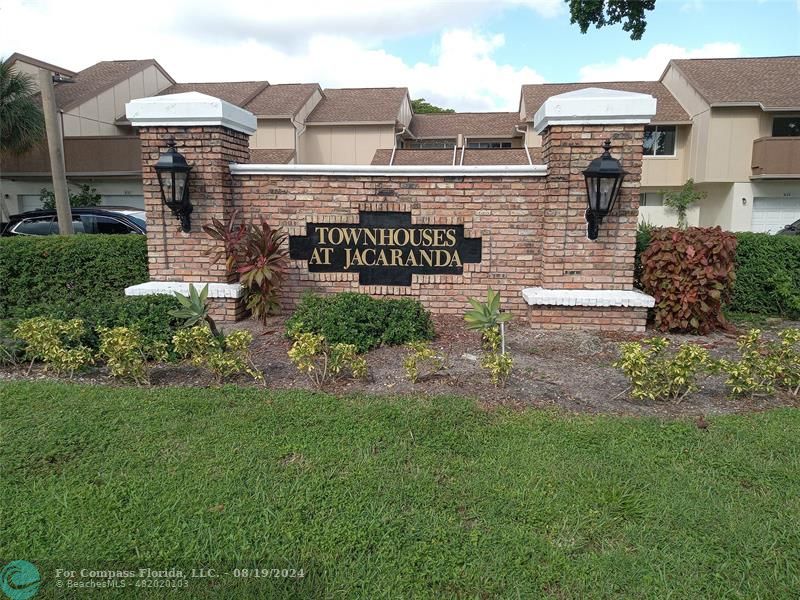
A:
[527, 306, 648, 333]
[209, 298, 249, 323]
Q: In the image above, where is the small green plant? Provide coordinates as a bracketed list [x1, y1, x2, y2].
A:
[170, 284, 221, 336]
[465, 288, 512, 343]
[403, 341, 445, 383]
[172, 325, 262, 383]
[97, 326, 166, 384]
[13, 317, 93, 377]
[717, 328, 800, 398]
[480, 326, 513, 387]
[663, 179, 705, 229]
[614, 337, 711, 402]
[288, 332, 367, 388]
[40, 183, 102, 209]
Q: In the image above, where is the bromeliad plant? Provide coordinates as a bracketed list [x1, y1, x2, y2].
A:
[465, 288, 512, 334]
[465, 288, 513, 386]
[204, 211, 289, 323]
[13, 317, 94, 377]
[170, 284, 221, 337]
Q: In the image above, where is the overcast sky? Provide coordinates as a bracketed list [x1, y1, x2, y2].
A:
[1, 0, 798, 111]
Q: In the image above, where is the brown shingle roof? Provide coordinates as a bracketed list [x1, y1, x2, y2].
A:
[244, 83, 320, 117]
[6, 52, 77, 77]
[669, 56, 800, 109]
[249, 149, 296, 164]
[371, 148, 541, 166]
[307, 87, 408, 123]
[410, 112, 523, 138]
[160, 81, 267, 108]
[54, 59, 173, 111]
[521, 81, 689, 123]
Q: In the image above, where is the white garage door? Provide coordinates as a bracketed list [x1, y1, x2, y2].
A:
[752, 197, 800, 233]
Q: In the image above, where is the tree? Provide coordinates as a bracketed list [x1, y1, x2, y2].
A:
[663, 178, 706, 229]
[0, 57, 45, 155]
[566, 0, 657, 40]
[411, 98, 455, 114]
[39, 183, 102, 209]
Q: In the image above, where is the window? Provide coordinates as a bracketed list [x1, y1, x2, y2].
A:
[12, 216, 55, 235]
[643, 126, 676, 156]
[772, 116, 800, 137]
[467, 140, 512, 149]
[639, 192, 664, 207]
[80, 215, 136, 234]
[407, 140, 456, 149]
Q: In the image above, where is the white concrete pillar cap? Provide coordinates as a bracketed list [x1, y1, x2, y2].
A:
[533, 87, 657, 133]
[125, 92, 256, 135]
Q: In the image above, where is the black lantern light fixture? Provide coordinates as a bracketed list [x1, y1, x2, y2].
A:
[154, 139, 193, 232]
[582, 139, 627, 241]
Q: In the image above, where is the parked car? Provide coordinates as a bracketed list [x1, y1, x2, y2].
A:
[1, 207, 146, 236]
[776, 218, 800, 236]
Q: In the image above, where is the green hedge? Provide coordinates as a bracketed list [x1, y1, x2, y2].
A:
[286, 292, 435, 352]
[0, 235, 182, 348]
[729, 233, 800, 318]
[0, 235, 149, 320]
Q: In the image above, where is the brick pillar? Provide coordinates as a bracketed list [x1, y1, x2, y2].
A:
[526, 88, 656, 332]
[125, 93, 256, 321]
[540, 124, 644, 290]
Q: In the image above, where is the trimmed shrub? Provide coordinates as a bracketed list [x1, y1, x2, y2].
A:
[0, 235, 148, 320]
[641, 227, 737, 334]
[286, 292, 434, 353]
[729, 233, 800, 319]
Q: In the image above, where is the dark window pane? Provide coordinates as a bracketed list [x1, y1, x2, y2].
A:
[14, 217, 54, 235]
[773, 117, 800, 137]
[655, 127, 676, 155]
[95, 215, 134, 234]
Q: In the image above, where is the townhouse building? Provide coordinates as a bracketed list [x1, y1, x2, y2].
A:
[1, 53, 798, 232]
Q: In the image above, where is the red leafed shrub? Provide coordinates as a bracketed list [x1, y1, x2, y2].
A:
[641, 227, 737, 334]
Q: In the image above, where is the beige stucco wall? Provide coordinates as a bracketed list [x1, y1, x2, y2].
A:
[61, 65, 172, 137]
[1, 177, 143, 217]
[252, 119, 295, 149]
[698, 108, 771, 183]
[10, 59, 45, 91]
[300, 124, 396, 164]
[641, 124, 690, 187]
[639, 205, 700, 227]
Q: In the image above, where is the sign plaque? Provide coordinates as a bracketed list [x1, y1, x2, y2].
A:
[289, 211, 482, 285]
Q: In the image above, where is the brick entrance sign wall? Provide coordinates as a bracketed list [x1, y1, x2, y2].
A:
[126, 90, 655, 332]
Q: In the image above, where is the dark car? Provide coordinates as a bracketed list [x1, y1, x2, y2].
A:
[776, 218, 800, 236]
[1, 207, 146, 236]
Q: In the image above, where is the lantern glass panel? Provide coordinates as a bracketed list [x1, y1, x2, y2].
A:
[173, 170, 189, 205]
[156, 170, 173, 205]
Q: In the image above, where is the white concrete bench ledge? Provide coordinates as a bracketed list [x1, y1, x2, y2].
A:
[522, 287, 655, 308]
[125, 281, 243, 299]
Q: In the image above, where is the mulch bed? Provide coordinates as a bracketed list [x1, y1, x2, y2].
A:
[2, 315, 798, 418]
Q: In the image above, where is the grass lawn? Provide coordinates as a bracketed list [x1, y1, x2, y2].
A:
[2, 382, 799, 598]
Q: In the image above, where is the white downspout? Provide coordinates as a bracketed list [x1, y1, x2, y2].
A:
[460, 136, 467, 166]
[515, 125, 532, 165]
